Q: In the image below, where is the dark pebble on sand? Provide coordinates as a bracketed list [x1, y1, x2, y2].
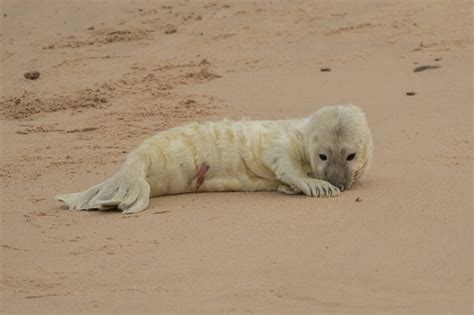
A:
[413, 64, 440, 72]
[406, 91, 416, 96]
[164, 26, 177, 34]
[355, 197, 362, 202]
[24, 71, 40, 80]
[320, 67, 331, 72]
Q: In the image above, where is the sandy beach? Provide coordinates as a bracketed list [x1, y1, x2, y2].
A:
[0, 1, 472, 314]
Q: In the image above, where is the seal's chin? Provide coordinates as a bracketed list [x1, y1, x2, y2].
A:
[343, 180, 353, 191]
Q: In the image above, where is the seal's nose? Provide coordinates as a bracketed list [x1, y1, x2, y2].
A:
[326, 164, 346, 192]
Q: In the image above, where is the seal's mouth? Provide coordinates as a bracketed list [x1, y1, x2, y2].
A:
[338, 183, 346, 192]
[332, 179, 351, 192]
[338, 180, 354, 192]
[326, 172, 358, 192]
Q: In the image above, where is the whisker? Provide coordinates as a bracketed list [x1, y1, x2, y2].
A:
[354, 159, 368, 180]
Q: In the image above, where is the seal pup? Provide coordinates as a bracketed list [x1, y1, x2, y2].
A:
[56, 104, 373, 213]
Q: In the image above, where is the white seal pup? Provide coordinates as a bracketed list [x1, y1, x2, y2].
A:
[56, 104, 373, 213]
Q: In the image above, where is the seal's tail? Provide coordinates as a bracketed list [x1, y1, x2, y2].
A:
[55, 153, 151, 214]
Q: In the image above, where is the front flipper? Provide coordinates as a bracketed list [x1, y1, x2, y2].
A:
[270, 152, 340, 198]
[277, 183, 301, 195]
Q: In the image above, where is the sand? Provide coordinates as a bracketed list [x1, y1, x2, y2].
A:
[0, 1, 472, 314]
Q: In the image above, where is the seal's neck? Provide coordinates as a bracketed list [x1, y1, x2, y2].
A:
[285, 118, 313, 173]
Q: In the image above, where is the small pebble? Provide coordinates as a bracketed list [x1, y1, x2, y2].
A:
[24, 71, 40, 80]
[320, 67, 331, 72]
[406, 91, 416, 96]
[355, 197, 362, 202]
[413, 64, 440, 72]
[434, 57, 442, 62]
[164, 26, 177, 34]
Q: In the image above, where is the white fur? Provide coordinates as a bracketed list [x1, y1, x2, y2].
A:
[56, 105, 373, 213]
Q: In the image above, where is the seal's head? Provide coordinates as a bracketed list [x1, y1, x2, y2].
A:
[304, 105, 373, 191]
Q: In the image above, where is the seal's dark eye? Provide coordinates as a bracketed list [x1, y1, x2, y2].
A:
[346, 153, 356, 161]
[319, 154, 327, 161]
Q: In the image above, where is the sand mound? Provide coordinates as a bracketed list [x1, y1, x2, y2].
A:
[1, 90, 109, 120]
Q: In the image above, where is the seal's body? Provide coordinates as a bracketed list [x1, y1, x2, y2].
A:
[56, 105, 373, 213]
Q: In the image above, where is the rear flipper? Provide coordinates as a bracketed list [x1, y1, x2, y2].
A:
[55, 153, 151, 214]
[55, 176, 151, 214]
